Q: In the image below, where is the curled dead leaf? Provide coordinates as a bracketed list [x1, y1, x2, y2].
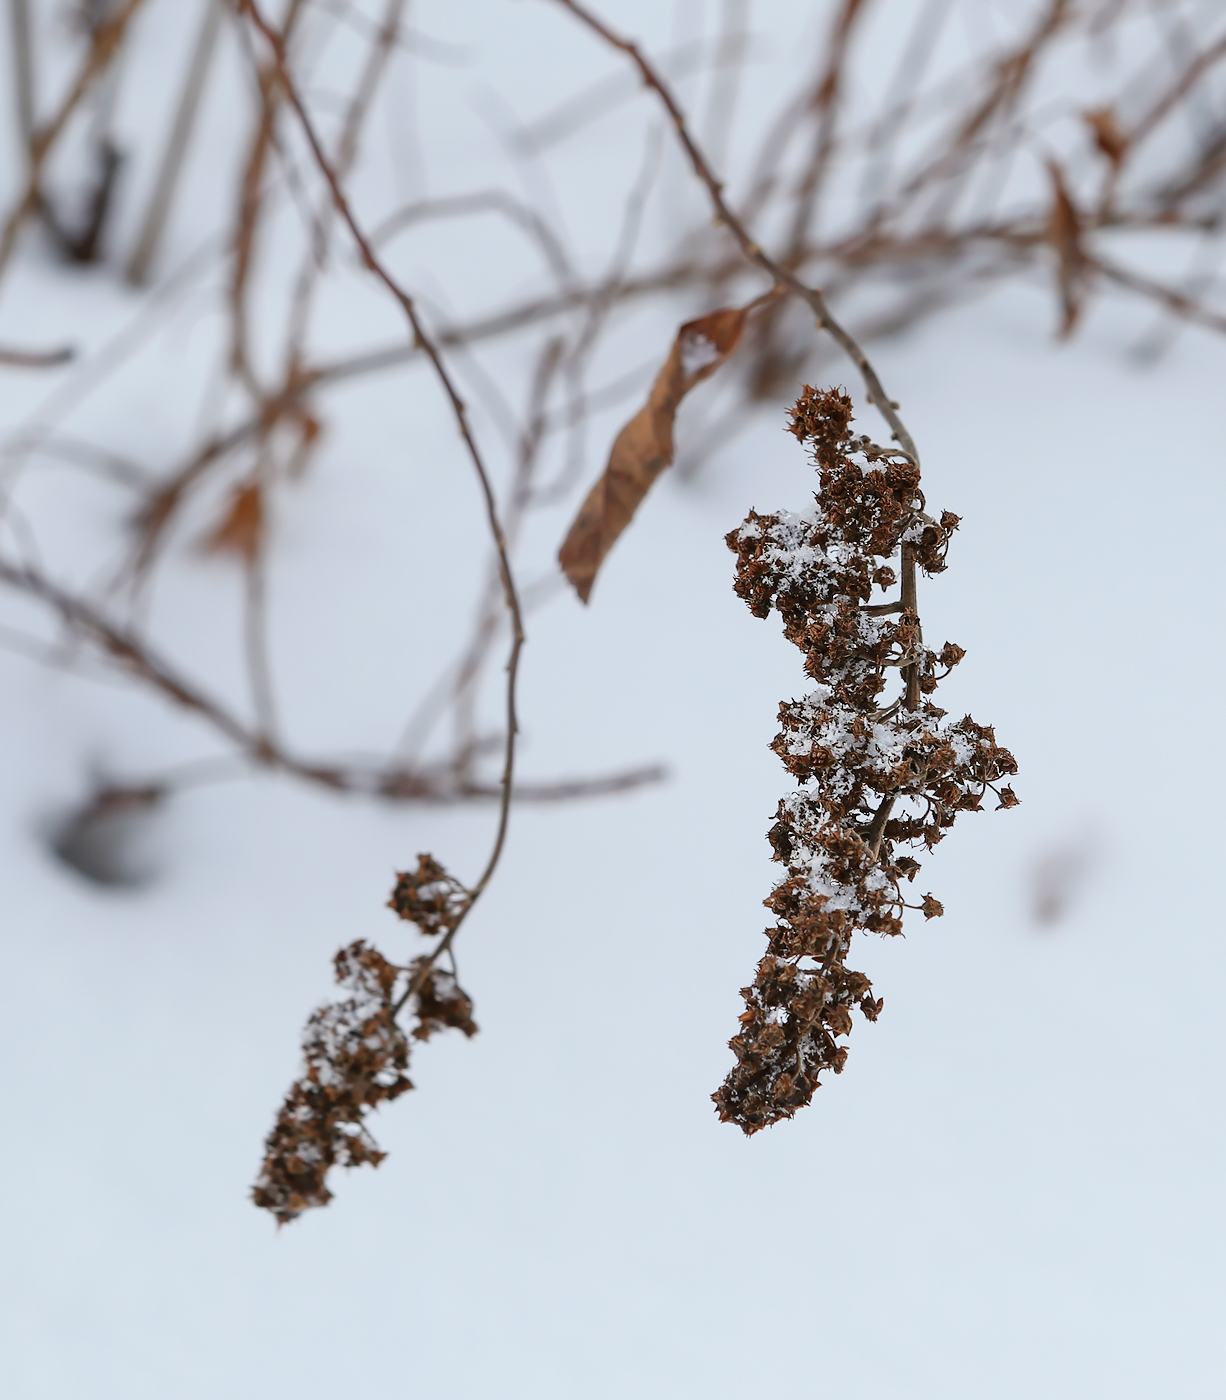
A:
[1046, 161, 1091, 339]
[1084, 107, 1127, 166]
[203, 481, 263, 562]
[558, 304, 752, 602]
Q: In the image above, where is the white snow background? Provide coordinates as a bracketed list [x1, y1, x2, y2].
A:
[0, 2, 1223, 1397]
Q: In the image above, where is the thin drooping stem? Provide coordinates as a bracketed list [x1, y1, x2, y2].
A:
[238, 0, 526, 948]
[8, 0, 35, 158]
[901, 541, 921, 711]
[549, 0, 919, 463]
[282, 0, 409, 366]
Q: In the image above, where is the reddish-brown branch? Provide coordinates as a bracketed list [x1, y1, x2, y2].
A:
[549, 0, 920, 463]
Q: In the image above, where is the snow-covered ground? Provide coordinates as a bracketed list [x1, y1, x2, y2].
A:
[1, 3, 1224, 1397]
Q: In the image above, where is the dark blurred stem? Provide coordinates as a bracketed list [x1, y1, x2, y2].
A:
[865, 796, 895, 859]
[901, 542, 921, 710]
[126, 0, 223, 284]
[244, 545, 280, 747]
[8, 0, 34, 160]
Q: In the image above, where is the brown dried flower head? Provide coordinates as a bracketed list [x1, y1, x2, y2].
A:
[388, 853, 470, 936]
[714, 386, 1017, 1134]
[252, 941, 412, 1224]
[254, 858, 479, 1224]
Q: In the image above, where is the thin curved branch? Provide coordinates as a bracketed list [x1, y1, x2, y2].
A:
[238, 0, 527, 949]
[548, 0, 919, 462]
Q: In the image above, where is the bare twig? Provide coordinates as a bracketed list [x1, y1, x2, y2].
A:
[7, 0, 35, 157]
[0, 0, 149, 278]
[0, 343, 74, 368]
[126, 0, 224, 285]
[548, 0, 920, 462]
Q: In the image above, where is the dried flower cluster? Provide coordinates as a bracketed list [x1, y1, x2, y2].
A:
[713, 387, 1017, 1134]
[254, 856, 477, 1224]
[388, 853, 471, 936]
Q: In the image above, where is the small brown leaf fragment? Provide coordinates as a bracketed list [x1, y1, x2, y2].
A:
[410, 959, 478, 1040]
[203, 482, 263, 562]
[996, 785, 1019, 810]
[1085, 107, 1127, 166]
[388, 853, 469, 936]
[252, 941, 411, 1226]
[826, 1003, 853, 1037]
[1047, 162, 1091, 339]
[286, 412, 323, 479]
[558, 304, 751, 602]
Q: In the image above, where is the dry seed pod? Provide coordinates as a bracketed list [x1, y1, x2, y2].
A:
[388, 853, 470, 936]
[714, 387, 1017, 1133]
[252, 941, 412, 1224]
[253, 923, 478, 1224]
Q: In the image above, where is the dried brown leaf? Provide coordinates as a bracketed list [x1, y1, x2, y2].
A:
[1084, 106, 1127, 165]
[558, 304, 751, 602]
[203, 482, 263, 562]
[1047, 161, 1090, 338]
[388, 853, 469, 936]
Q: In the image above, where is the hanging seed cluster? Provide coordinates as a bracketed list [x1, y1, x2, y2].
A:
[253, 855, 478, 1224]
[387, 853, 471, 936]
[713, 387, 1017, 1134]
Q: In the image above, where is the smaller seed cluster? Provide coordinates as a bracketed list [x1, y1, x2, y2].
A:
[254, 855, 478, 1224]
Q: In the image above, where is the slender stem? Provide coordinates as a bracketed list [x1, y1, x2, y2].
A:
[863, 795, 895, 859]
[901, 542, 920, 710]
[126, 0, 224, 285]
[238, 0, 526, 944]
[551, 0, 928, 871]
[8, 0, 34, 158]
[549, 0, 919, 462]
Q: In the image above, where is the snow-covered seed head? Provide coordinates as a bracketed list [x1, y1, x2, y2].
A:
[713, 386, 1017, 1133]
